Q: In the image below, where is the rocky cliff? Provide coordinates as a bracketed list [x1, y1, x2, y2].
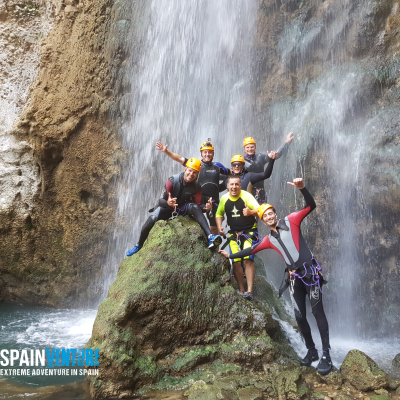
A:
[0, 0, 131, 306]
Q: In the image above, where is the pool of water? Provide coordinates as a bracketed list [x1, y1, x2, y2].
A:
[0, 302, 97, 387]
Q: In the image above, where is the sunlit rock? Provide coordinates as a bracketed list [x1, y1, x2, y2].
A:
[341, 349, 388, 391]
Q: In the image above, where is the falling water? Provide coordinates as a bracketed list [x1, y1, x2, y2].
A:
[98, 0, 400, 369]
[102, 0, 258, 294]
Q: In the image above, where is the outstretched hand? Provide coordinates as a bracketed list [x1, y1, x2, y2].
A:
[267, 150, 279, 160]
[218, 250, 229, 258]
[156, 141, 168, 152]
[167, 192, 177, 207]
[286, 132, 294, 143]
[287, 178, 305, 189]
[204, 197, 213, 211]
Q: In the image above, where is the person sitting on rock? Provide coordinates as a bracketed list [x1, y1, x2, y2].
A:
[215, 174, 265, 301]
[218, 178, 332, 375]
[155, 140, 228, 236]
[243, 133, 294, 203]
[126, 158, 222, 256]
[219, 151, 277, 193]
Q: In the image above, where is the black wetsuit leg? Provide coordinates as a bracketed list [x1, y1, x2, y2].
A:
[186, 203, 211, 237]
[138, 207, 173, 247]
[292, 277, 330, 351]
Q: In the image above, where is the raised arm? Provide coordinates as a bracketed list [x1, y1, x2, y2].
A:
[156, 141, 186, 165]
[286, 178, 316, 225]
[249, 155, 276, 185]
[275, 132, 294, 160]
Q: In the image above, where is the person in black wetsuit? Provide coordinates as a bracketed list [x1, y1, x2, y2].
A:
[156, 140, 228, 235]
[126, 158, 222, 256]
[218, 178, 332, 376]
[243, 133, 294, 203]
[219, 153, 276, 193]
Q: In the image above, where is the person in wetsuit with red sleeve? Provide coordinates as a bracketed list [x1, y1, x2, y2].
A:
[126, 158, 222, 256]
[219, 178, 332, 376]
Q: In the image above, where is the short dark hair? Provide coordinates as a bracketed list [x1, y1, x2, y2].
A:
[228, 174, 241, 183]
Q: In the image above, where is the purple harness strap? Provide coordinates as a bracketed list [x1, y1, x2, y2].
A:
[291, 257, 323, 293]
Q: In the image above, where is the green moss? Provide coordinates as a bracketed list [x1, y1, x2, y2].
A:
[171, 346, 217, 373]
[134, 356, 160, 380]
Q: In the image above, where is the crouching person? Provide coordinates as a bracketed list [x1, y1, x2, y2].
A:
[126, 158, 222, 256]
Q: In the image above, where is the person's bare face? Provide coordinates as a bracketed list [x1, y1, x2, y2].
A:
[201, 150, 214, 163]
[184, 167, 199, 182]
[262, 209, 277, 227]
[227, 178, 241, 197]
[244, 144, 256, 156]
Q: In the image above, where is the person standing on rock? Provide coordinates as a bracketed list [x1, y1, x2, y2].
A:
[218, 178, 332, 375]
[126, 158, 222, 256]
[155, 140, 228, 235]
[215, 173, 268, 301]
[243, 133, 294, 203]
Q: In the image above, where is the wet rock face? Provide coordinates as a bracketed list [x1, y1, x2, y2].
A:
[254, 0, 400, 336]
[0, 0, 129, 306]
[86, 217, 295, 398]
[341, 349, 389, 391]
[393, 353, 400, 367]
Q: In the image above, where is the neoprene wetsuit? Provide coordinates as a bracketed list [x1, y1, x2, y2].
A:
[182, 158, 228, 226]
[220, 158, 275, 193]
[230, 187, 330, 351]
[216, 190, 260, 262]
[244, 141, 289, 203]
[138, 172, 211, 247]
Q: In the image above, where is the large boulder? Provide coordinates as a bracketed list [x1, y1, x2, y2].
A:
[340, 349, 389, 391]
[86, 217, 296, 398]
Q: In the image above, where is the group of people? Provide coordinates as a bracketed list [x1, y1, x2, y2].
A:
[126, 134, 332, 376]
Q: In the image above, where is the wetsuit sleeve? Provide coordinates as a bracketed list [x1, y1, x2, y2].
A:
[229, 236, 273, 259]
[159, 179, 173, 208]
[275, 141, 289, 160]
[194, 189, 207, 212]
[216, 196, 227, 218]
[249, 158, 275, 184]
[213, 162, 229, 176]
[241, 191, 260, 210]
[286, 187, 316, 226]
[219, 176, 228, 192]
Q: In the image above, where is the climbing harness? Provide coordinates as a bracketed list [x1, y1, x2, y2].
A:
[289, 258, 323, 293]
[169, 202, 190, 220]
[220, 229, 261, 251]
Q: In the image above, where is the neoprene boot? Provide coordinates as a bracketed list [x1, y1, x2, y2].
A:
[300, 348, 319, 366]
[317, 350, 332, 375]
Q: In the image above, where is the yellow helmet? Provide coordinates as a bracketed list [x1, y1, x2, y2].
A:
[243, 137, 256, 147]
[257, 203, 275, 219]
[231, 155, 245, 164]
[186, 157, 202, 172]
[200, 141, 215, 151]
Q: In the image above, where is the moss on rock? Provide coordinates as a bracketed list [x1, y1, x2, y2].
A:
[340, 349, 388, 391]
[86, 217, 293, 398]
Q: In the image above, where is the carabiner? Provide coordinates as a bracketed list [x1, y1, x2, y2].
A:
[169, 206, 178, 220]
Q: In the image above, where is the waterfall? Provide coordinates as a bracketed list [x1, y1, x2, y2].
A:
[102, 0, 258, 295]
[101, 0, 399, 351]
